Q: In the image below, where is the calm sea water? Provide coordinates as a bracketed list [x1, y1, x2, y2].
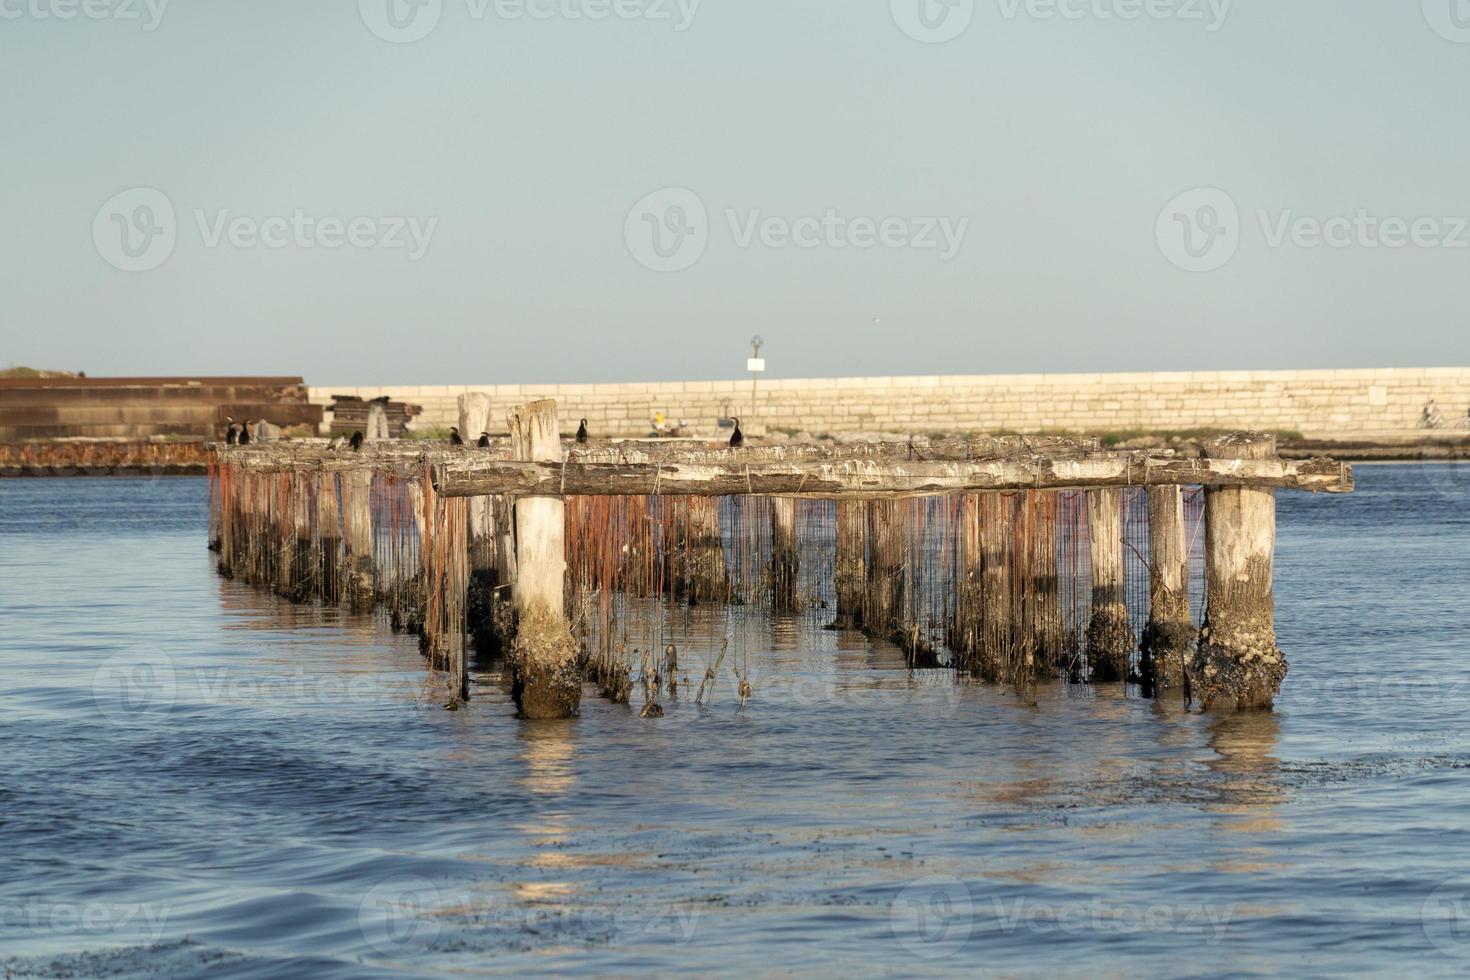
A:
[3, 467, 1470, 978]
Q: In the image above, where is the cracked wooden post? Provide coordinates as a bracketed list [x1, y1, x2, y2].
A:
[770, 497, 799, 609]
[217, 462, 236, 576]
[1141, 484, 1195, 695]
[509, 400, 580, 719]
[316, 471, 341, 603]
[864, 499, 904, 637]
[1028, 490, 1064, 677]
[1190, 433, 1286, 711]
[288, 471, 314, 601]
[341, 469, 375, 608]
[1085, 487, 1132, 682]
[685, 496, 725, 603]
[978, 493, 1014, 682]
[833, 500, 866, 628]
[274, 474, 294, 597]
[952, 494, 983, 669]
[459, 393, 499, 649]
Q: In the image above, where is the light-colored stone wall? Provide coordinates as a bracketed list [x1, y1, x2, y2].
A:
[310, 367, 1470, 440]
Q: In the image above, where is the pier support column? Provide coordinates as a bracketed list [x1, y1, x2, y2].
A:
[833, 500, 866, 628]
[459, 393, 500, 649]
[317, 471, 342, 603]
[341, 469, 375, 608]
[509, 400, 580, 719]
[1141, 485, 1195, 695]
[864, 499, 904, 637]
[952, 494, 983, 669]
[1189, 434, 1286, 711]
[978, 493, 1015, 682]
[288, 471, 314, 601]
[685, 496, 726, 603]
[1085, 487, 1132, 683]
[770, 497, 799, 609]
[1028, 491, 1064, 678]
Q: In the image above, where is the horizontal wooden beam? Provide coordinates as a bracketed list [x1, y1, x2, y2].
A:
[429, 455, 1353, 498]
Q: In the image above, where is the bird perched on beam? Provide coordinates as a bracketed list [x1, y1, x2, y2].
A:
[576, 419, 589, 444]
[238, 420, 252, 446]
[327, 435, 345, 451]
[728, 417, 743, 448]
[477, 431, 491, 448]
[449, 426, 464, 446]
[225, 417, 238, 445]
[349, 431, 364, 451]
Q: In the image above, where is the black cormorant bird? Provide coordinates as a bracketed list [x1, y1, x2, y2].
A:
[238, 420, 252, 446]
[225, 417, 238, 445]
[449, 426, 464, 446]
[728, 417, 743, 448]
[349, 431, 364, 451]
[576, 419, 589, 444]
[477, 431, 491, 448]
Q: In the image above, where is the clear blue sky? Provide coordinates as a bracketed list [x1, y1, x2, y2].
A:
[2, 1, 1466, 384]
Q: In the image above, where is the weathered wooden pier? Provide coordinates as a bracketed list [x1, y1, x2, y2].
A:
[208, 398, 1354, 718]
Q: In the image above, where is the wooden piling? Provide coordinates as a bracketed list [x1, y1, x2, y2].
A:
[459, 393, 500, 650]
[864, 499, 905, 637]
[978, 493, 1014, 682]
[341, 469, 375, 608]
[833, 500, 866, 628]
[951, 494, 983, 669]
[317, 471, 341, 603]
[770, 497, 799, 609]
[1085, 487, 1132, 682]
[508, 400, 580, 719]
[685, 495, 726, 603]
[1189, 433, 1286, 711]
[1140, 485, 1195, 695]
[1028, 490, 1065, 677]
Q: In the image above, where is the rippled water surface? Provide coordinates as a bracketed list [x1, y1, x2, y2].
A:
[3, 468, 1470, 977]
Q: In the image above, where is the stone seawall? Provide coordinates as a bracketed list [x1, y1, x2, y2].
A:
[311, 367, 1470, 440]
